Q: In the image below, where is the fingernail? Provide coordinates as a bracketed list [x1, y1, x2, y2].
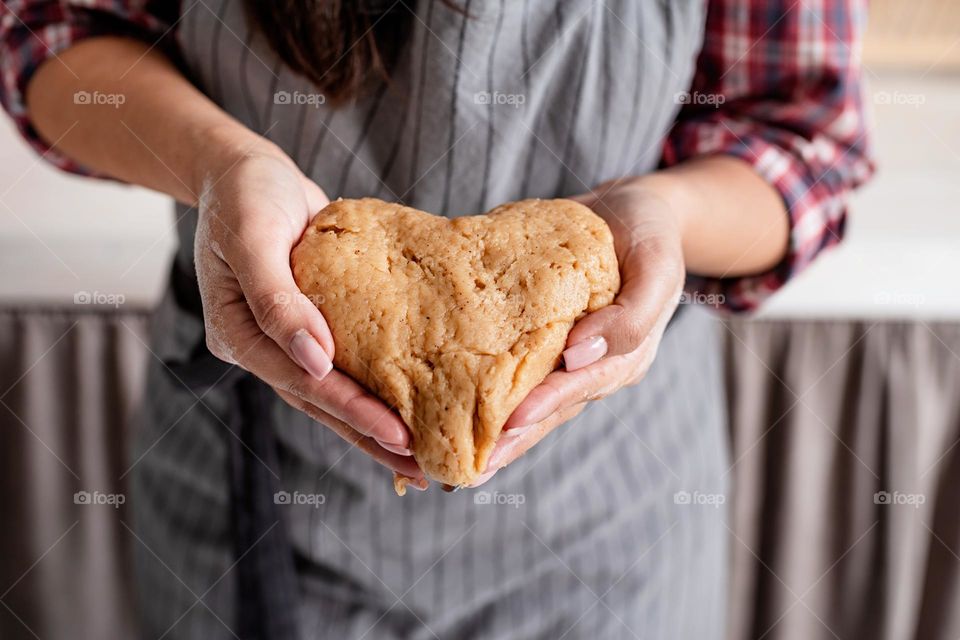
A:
[470, 469, 498, 488]
[488, 446, 513, 470]
[290, 330, 333, 380]
[488, 439, 521, 470]
[409, 478, 428, 491]
[504, 424, 536, 438]
[377, 440, 413, 456]
[563, 336, 607, 372]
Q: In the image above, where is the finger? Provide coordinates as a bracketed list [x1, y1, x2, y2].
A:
[565, 179, 626, 207]
[563, 237, 682, 368]
[225, 321, 412, 447]
[197, 251, 253, 366]
[476, 402, 587, 482]
[301, 177, 330, 215]
[466, 468, 499, 488]
[225, 217, 337, 381]
[199, 257, 412, 448]
[275, 389, 425, 481]
[503, 354, 633, 431]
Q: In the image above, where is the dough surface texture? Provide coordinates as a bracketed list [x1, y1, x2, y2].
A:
[292, 198, 620, 487]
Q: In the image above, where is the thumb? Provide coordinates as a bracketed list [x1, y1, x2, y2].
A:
[230, 230, 336, 382]
[301, 176, 330, 215]
[562, 241, 683, 371]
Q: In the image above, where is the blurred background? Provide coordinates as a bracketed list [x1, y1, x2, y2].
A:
[1, 1, 959, 639]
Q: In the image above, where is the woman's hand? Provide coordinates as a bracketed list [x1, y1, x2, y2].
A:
[471, 178, 686, 486]
[194, 143, 426, 486]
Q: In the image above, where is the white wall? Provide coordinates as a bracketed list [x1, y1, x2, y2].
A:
[0, 118, 173, 306]
[1, 71, 958, 317]
[759, 72, 960, 319]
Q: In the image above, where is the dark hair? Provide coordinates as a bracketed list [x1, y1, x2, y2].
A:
[243, 1, 426, 104]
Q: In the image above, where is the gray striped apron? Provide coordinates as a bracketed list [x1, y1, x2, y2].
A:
[132, 1, 730, 638]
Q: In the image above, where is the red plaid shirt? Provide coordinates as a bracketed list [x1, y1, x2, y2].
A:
[0, 0, 874, 311]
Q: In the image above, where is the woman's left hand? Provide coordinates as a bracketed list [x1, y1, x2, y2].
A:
[471, 178, 687, 486]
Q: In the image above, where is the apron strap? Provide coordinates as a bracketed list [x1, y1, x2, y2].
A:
[230, 374, 301, 640]
[167, 260, 300, 639]
[165, 256, 690, 639]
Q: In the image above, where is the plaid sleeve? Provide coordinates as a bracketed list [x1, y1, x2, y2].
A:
[0, 1, 178, 175]
[662, 0, 875, 312]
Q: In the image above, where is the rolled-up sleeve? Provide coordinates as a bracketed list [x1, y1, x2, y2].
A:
[662, 0, 875, 312]
[0, 0, 177, 175]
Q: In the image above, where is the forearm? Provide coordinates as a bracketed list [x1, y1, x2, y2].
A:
[24, 36, 278, 205]
[634, 155, 790, 278]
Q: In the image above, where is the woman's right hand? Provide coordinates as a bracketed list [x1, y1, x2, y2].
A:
[193, 142, 426, 487]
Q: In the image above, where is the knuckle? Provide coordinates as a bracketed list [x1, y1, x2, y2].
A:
[204, 336, 224, 360]
[626, 348, 657, 386]
[619, 317, 648, 352]
[204, 332, 235, 364]
[578, 371, 603, 403]
[277, 389, 307, 413]
[561, 403, 587, 422]
[285, 373, 333, 408]
[639, 234, 683, 268]
[584, 378, 616, 402]
[251, 290, 296, 337]
[283, 375, 313, 402]
[584, 388, 607, 402]
[277, 388, 328, 425]
[299, 403, 328, 426]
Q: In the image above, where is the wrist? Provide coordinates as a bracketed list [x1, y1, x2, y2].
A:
[624, 172, 697, 242]
[632, 171, 706, 262]
[188, 121, 290, 201]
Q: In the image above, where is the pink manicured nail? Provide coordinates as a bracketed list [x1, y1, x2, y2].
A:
[377, 440, 413, 456]
[504, 424, 536, 438]
[290, 330, 333, 380]
[488, 439, 522, 470]
[563, 336, 607, 372]
[470, 469, 498, 488]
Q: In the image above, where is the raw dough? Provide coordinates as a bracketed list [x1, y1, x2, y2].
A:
[292, 198, 620, 487]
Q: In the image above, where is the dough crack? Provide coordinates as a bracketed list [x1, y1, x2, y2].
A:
[292, 197, 619, 487]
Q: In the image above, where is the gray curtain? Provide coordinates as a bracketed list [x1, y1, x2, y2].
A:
[724, 319, 960, 640]
[0, 308, 149, 640]
[1, 307, 958, 640]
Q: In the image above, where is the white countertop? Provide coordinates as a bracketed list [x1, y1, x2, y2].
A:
[1, 72, 958, 318]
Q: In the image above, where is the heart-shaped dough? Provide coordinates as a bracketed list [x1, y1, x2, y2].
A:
[292, 198, 620, 488]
